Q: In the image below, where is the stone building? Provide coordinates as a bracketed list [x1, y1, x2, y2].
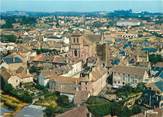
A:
[48, 61, 108, 104]
[112, 65, 149, 88]
[96, 43, 112, 67]
[68, 31, 96, 62]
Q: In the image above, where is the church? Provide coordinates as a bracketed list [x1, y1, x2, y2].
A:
[68, 30, 98, 63]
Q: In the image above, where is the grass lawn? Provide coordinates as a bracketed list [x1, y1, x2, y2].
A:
[35, 92, 58, 109]
[35, 95, 57, 109]
[0, 92, 27, 116]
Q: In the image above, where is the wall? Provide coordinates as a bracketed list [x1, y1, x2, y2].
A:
[8, 76, 20, 88]
[20, 76, 33, 83]
[62, 61, 82, 78]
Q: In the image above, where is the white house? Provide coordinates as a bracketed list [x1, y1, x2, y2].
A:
[112, 66, 149, 88]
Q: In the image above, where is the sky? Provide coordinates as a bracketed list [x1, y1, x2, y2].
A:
[0, 0, 163, 13]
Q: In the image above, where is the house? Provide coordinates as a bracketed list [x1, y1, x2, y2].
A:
[0, 54, 25, 72]
[116, 19, 141, 27]
[0, 67, 34, 88]
[112, 66, 149, 88]
[48, 76, 80, 101]
[80, 64, 108, 96]
[43, 36, 69, 44]
[136, 51, 149, 63]
[0, 67, 20, 88]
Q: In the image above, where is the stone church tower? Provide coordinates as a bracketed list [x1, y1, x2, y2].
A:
[68, 30, 94, 62]
[70, 31, 83, 58]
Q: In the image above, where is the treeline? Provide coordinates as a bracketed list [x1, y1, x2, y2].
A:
[149, 54, 163, 63]
[0, 34, 17, 42]
[1, 16, 37, 28]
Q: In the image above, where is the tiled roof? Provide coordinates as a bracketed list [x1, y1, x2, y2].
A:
[155, 81, 163, 92]
[91, 65, 107, 81]
[2, 56, 22, 64]
[49, 76, 80, 84]
[32, 54, 45, 61]
[56, 106, 88, 117]
[159, 71, 163, 79]
[53, 55, 66, 63]
[74, 91, 89, 104]
[16, 73, 33, 79]
[113, 65, 147, 77]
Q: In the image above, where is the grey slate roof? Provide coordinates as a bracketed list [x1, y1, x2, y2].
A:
[2, 56, 22, 64]
[155, 81, 163, 92]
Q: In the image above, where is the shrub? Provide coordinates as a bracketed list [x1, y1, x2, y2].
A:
[57, 95, 69, 106]
[87, 96, 111, 116]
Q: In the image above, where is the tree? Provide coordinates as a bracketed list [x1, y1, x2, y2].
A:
[0, 35, 17, 43]
[57, 95, 69, 106]
[29, 66, 40, 74]
[136, 83, 145, 92]
[0, 76, 6, 90]
[149, 54, 162, 63]
[4, 83, 13, 93]
[110, 101, 122, 116]
[44, 108, 55, 117]
[132, 105, 141, 114]
[120, 106, 131, 117]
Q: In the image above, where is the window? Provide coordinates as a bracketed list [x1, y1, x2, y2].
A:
[74, 49, 78, 56]
[73, 38, 75, 43]
[76, 38, 79, 43]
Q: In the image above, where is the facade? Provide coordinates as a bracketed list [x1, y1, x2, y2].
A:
[112, 66, 149, 88]
[68, 31, 95, 62]
[80, 65, 108, 96]
[8, 76, 21, 88]
[62, 61, 82, 78]
[116, 20, 141, 27]
[0, 67, 33, 88]
[145, 81, 163, 109]
[48, 63, 108, 104]
[96, 43, 112, 67]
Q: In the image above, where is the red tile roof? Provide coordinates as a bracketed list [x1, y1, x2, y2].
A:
[56, 106, 88, 117]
